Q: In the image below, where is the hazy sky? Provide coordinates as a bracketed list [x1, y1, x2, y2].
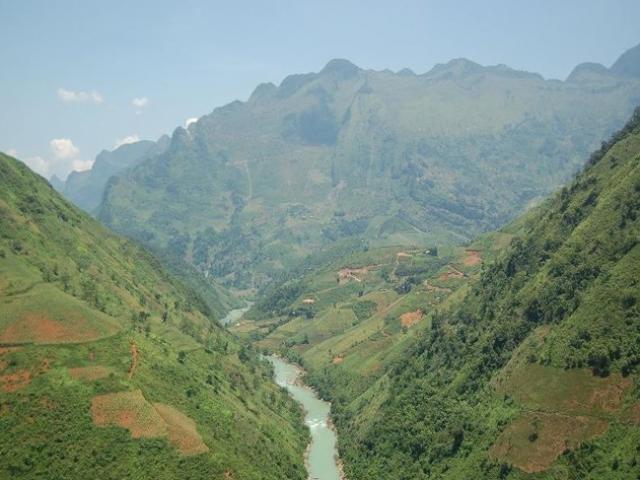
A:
[1, 0, 639, 179]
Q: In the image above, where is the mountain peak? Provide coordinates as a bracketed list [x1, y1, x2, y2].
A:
[566, 62, 610, 82]
[426, 58, 483, 77]
[610, 43, 640, 78]
[320, 58, 361, 77]
[249, 82, 277, 101]
[396, 67, 416, 76]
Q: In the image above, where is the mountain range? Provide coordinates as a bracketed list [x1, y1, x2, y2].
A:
[2, 40, 640, 480]
[239, 106, 640, 479]
[88, 44, 640, 290]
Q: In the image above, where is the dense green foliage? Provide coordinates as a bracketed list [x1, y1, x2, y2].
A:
[301, 109, 640, 479]
[97, 47, 640, 289]
[240, 110, 640, 479]
[0, 153, 308, 479]
[51, 138, 239, 318]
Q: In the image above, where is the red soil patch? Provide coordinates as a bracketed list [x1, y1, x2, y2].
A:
[463, 249, 482, 266]
[438, 267, 465, 281]
[0, 370, 31, 392]
[69, 366, 113, 381]
[337, 265, 379, 284]
[0, 313, 100, 344]
[154, 403, 209, 456]
[400, 309, 423, 328]
[396, 252, 413, 259]
[0, 360, 6, 372]
[91, 390, 167, 438]
[91, 391, 208, 456]
[490, 412, 608, 473]
[332, 355, 344, 365]
[128, 342, 138, 379]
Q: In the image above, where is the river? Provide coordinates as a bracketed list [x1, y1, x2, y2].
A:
[219, 304, 252, 326]
[268, 355, 343, 480]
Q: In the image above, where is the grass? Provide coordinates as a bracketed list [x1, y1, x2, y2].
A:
[0, 152, 309, 480]
[237, 110, 640, 479]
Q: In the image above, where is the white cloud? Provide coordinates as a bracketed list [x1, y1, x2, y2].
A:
[15, 139, 90, 179]
[5, 148, 18, 157]
[132, 97, 149, 108]
[72, 159, 94, 172]
[185, 117, 198, 128]
[50, 138, 79, 159]
[114, 134, 140, 149]
[57, 88, 104, 104]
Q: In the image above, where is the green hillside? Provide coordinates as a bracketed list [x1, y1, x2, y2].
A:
[50, 136, 240, 318]
[242, 108, 640, 478]
[97, 46, 640, 289]
[0, 152, 307, 479]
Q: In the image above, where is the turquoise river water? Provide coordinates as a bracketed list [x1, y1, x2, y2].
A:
[268, 355, 342, 480]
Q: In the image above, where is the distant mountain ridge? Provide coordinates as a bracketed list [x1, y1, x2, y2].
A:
[90, 43, 640, 289]
[53, 135, 170, 213]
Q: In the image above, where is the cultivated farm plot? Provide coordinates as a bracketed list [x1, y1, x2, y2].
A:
[490, 339, 640, 473]
[489, 411, 609, 473]
[0, 284, 120, 344]
[154, 403, 209, 455]
[91, 389, 168, 438]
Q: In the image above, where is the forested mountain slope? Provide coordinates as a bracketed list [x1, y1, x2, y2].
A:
[241, 108, 640, 479]
[98, 45, 640, 289]
[326, 107, 640, 479]
[0, 152, 307, 479]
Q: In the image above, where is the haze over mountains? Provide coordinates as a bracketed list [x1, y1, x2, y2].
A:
[52, 136, 170, 213]
[2, 8, 640, 478]
[81, 43, 640, 289]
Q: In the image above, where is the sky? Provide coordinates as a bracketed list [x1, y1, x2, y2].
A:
[1, 0, 639, 180]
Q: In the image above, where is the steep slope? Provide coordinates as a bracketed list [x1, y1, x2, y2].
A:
[53, 137, 240, 317]
[55, 136, 169, 213]
[319, 108, 640, 478]
[242, 108, 640, 478]
[98, 45, 640, 289]
[0, 153, 307, 479]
